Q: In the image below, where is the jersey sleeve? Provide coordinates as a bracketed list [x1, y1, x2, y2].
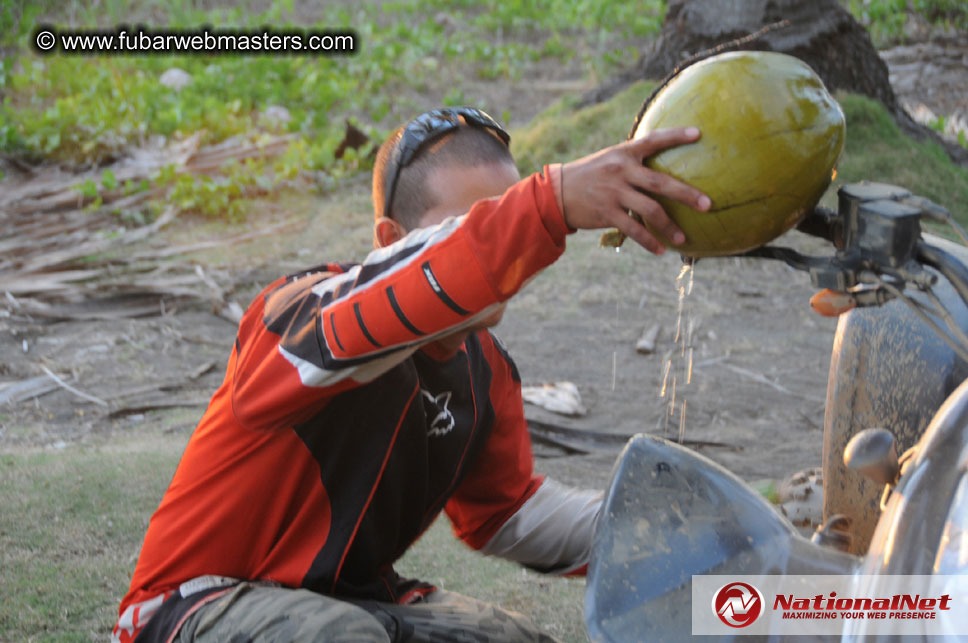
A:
[231, 167, 570, 429]
[443, 332, 544, 547]
[444, 332, 601, 574]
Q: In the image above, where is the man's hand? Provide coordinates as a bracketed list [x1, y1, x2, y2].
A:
[560, 127, 711, 255]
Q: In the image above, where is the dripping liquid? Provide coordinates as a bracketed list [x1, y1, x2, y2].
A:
[660, 258, 697, 443]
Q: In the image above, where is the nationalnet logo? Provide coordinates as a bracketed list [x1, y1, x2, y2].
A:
[774, 590, 951, 621]
[693, 575, 968, 636]
[713, 582, 764, 628]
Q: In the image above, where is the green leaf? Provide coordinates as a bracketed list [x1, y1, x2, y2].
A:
[101, 169, 117, 191]
[77, 179, 99, 199]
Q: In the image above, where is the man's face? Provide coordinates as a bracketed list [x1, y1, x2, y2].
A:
[417, 160, 521, 229]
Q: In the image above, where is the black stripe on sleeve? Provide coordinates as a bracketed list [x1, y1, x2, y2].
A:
[329, 313, 346, 352]
[386, 286, 425, 336]
[420, 261, 470, 316]
[353, 302, 383, 348]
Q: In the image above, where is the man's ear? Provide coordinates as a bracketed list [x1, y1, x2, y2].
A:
[373, 217, 407, 248]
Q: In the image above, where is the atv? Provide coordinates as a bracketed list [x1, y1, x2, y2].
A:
[585, 181, 968, 641]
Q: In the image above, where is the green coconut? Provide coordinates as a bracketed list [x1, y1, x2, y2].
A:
[606, 50, 846, 257]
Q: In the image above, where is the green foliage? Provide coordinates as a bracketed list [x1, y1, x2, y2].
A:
[77, 178, 99, 199]
[845, 0, 968, 45]
[101, 169, 117, 191]
[0, 0, 665, 166]
[3, 0, 965, 224]
[923, 114, 968, 151]
[5, 53, 334, 165]
[0, 0, 666, 221]
[846, 0, 908, 42]
[423, 0, 663, 78]
[429, 0, 662, 37]
[512, 80, 656, 175]
[750, 479, 781, 505]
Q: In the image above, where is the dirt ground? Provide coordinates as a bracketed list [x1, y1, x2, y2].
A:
[508, 231, 838, 489]
[0, 225, 838, 479]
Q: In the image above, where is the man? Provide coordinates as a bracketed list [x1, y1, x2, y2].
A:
[114, 107, 709, 643]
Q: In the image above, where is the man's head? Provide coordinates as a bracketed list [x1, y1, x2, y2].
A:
[371, 107, 519, 246]
[370, 108, 520, 351]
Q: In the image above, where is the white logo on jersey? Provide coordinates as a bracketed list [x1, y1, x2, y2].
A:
[421, 389, 455, 437]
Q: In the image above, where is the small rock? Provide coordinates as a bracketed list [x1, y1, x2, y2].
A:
[635, 324, 661, 354]
[778, 466, 823, 529]
[905, 100, 937, 125]
[159, 67, 192, 92]
[522, 381, 587, 417]
[261, 104, 292, 125]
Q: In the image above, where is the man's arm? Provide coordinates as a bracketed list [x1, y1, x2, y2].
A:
[232, 128, 710, 428]
[444, 333, 601, 575]
[477, 477, 602, 575]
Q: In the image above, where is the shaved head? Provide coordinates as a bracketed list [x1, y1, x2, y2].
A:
[372, 123, 514, 230]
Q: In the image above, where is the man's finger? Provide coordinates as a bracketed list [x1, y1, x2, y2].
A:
[621, 189, 685, 246]
[627, 126, 700, 159]
[626, 166, 711, 212]
[607, 206, 665, 255]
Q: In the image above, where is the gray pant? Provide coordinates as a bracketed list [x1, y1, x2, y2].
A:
[176, 582, 560, 643]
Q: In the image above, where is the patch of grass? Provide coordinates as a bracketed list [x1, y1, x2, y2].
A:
[924, 113, 968, 150]
[0, 433, 587, 642]
[844, 0, 968, 45]
[397, 519, 588, 643]
[514, 85, 968, 225]
[835, 92, 968, 220]
[512, 80, 656, 175]
[0, 437, 182, 641]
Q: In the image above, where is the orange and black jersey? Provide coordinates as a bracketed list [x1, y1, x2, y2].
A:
[114, 167, 573, 643]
